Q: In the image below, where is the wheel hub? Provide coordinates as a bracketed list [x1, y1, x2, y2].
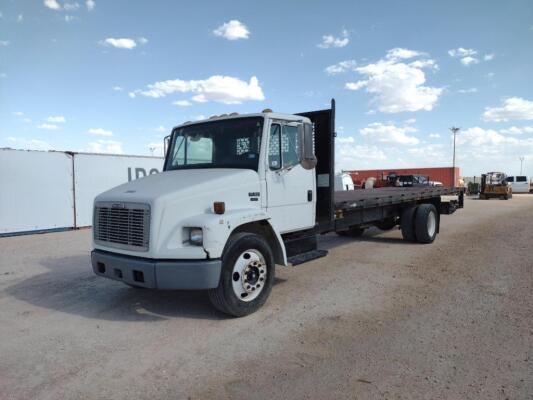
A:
[232, 250, 267, 301]
[242, 260, 265, 292]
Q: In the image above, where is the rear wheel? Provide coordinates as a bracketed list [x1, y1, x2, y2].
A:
[400, 206, 417, 242]
[414, 204, 438, 244]
[208, 233, 275, 317]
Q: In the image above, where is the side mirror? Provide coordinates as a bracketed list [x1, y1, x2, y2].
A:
[163, 135, 170, 157]
[299, 123, 317, 170]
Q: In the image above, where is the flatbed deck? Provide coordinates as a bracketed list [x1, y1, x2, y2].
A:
[335, 186, 463, 210]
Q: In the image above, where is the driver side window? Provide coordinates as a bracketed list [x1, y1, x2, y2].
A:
[268, 123, 301, 170]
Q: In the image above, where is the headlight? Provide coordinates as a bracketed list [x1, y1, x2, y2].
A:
[189, 228, 203, 246]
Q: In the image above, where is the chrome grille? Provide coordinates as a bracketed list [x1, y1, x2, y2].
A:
[94, 202, 150, 251]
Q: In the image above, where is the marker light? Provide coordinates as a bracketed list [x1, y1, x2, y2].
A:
[262, 108, 273, 113]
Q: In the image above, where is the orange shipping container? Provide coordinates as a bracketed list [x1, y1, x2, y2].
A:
[346, 167, 460, 188]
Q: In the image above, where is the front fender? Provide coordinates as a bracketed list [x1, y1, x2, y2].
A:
[181, 209, 286, 262]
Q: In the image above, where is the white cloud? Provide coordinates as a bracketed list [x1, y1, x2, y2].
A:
[404, 118, 416, 124]
[87, 127, 113, 137]
[457, 127, 509, 147]
[484, 53, 495, 61]
[0, 40, 10, 47]
[64, 15, 77, 22]
[17, 14, 23, 23]
[101, 38, 137, 49]
[500, 126, 533, 135]
[63, 2, 80, 11]
[12, 111, 24, 116]
[44, 0, 62, 10]
[138, 37, 148, 44]
[46, 115, 66, 123]
[318, 29, 349, 49]
[483, 97, 533, 122]
[0, 73, 6, 78]
[429, 133, 441, 138]
[345, 81, 367, 90]
[155, 126, 166, 132]
[86, 0, 95, 11]
[486, 72, 495, 79]
[87, 139, 123, 154]
[448, 48, 482, 66]
[360, 122, 419, 145]
[448, 48, 477, 58]
[457, 88, 478, 94]
[336, 139, 387, 171]
[130, 75, 265, 104]
[37, 123, 59, 130]
[112, 86, 123, 91]
[460, 56, 479, 66]
[386, 48, 423, 60]
[173, 100, 192, 107]
[213, 20, 250, 40]
[6, 137, 52, 151]
[324, 60, 357, 75]
[345, 48, 442, 113]
[453, 127, 533, 173]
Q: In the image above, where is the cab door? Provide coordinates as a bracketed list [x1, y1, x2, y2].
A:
[265, 121, 316, 233]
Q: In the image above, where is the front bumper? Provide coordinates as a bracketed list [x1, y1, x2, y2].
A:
[91, 250, 222, 289]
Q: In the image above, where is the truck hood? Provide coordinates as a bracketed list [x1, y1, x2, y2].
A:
[93, 168, 263, 259]
[95, 168, 260, 205]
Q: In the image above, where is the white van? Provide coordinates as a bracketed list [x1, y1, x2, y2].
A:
[505, 176, 530, 193]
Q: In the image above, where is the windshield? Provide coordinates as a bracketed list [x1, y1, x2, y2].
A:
[165, 117, 264, 171]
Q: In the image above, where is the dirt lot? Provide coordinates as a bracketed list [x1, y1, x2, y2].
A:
[0, 195, 532, 400]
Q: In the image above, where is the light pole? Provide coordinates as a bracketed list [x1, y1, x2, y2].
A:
[519, 156, 525, 175]
[450, 127, 460, 186]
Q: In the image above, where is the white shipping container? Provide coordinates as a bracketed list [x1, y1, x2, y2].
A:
[73, 153, 164, 227]
[0, 149, 74, 234]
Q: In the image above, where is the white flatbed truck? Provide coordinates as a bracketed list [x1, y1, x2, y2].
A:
[91, 100, 464, 316]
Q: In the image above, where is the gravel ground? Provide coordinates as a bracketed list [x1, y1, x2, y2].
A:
[0, 195, 532, 400]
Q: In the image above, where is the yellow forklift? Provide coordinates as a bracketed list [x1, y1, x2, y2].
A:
[479, 172, 512, 200]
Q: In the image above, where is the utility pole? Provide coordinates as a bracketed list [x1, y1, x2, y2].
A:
[450, 127, 460, 186]
[519, 156, 525, 175]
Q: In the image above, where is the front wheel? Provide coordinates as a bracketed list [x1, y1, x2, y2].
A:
[208, 233, 275, 317]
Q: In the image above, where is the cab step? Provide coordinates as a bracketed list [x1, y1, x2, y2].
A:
[288, 250, 328, 266]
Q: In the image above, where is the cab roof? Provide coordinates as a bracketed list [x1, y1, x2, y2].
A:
[173, 112, 311, 130]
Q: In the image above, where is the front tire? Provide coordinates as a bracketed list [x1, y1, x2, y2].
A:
[208, 233, 275, 317]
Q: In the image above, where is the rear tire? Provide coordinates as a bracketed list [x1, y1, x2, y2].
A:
[208, 233, 275, 317]
[414, 204, 438, 244]
[400, 206, 417, 242]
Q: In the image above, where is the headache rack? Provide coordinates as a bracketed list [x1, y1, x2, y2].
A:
[93, 202, 151, 252]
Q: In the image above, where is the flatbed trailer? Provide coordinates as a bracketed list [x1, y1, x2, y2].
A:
[283, 186, 464, 265]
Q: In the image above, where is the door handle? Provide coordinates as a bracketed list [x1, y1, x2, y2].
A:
[307, 190, 313, 202]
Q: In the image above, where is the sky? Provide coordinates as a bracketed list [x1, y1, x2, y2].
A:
[1, 0, 533, 177]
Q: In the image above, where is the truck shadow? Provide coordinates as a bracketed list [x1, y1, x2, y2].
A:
[5, 254, 285, 322]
